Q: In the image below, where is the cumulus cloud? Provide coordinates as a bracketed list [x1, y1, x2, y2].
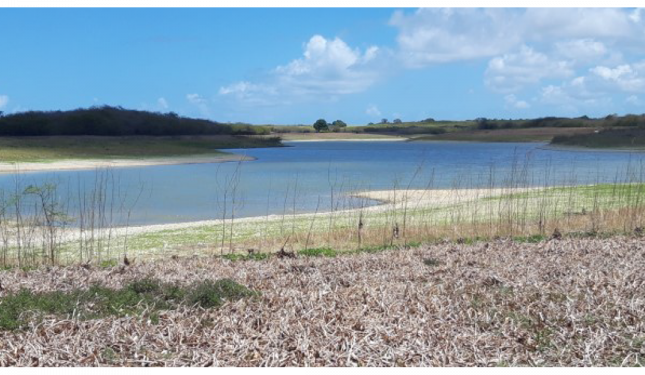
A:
[388, 7, 645, 106]
[554, 39, 609, 63]
[523, 8, 642, 40]
[538, 76, 615, 115]
[590, 62, 645, 93]
[186, 93, 206, 105]
[390, 8, 523, 67]
[390, 8, 644, 66]
[213, 8, 644, 117]
[485, 46, 574, 93]
[504, 94, 530, 109]
[219, 35, 383, 106]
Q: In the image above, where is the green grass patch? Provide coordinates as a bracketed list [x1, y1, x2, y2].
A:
[552, 128, 645, 149]
[0, 277, 257, 330]
[222, 252, 271, 262]
[298, 247, 339, 257]
[423, 258, 441, 267]
[0, 135, 282, 163]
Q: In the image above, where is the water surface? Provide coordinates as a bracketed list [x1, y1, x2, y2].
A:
[1, 141, 643, 225]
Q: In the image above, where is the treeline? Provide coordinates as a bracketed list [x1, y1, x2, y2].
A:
[475, 114, 645, 130]
[0, 106, 271, 136]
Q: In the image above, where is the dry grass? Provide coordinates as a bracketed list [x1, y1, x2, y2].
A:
[1, 236, 644, 366]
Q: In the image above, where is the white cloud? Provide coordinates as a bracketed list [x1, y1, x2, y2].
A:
[219, 35, 383, 106]
[554, 39, 608, 63]
[485, 46, 574, 93]
[0, 95, 8, 109]
[524, 8, 642, 40]
[365, 104, 381, 117]
[539, 79, 614, 115]
[274, 35, 382, 96]
[186, 93, 206, 105]
[218, 81, 278, 105]
[186, 93, 210, 117]
[390, 8, 644, 68]
[590, 63, 645, 93]
[390, 8, 523, 67]
[504, 94, 530, 109]
[212, 8, 645, 117]
[157, 97, 169, 110]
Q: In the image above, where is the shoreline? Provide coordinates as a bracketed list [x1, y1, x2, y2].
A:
[98, 187, 538, 239]
[8, 187, 517, 244]
[283, 137, 407, 142]
[0, 153, 256, 174]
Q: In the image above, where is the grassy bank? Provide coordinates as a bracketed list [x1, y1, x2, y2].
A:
[269, 114, 645, 145]
[410, 127, 598, 143]
[111, 182, 645, 262]
[0, 135, 282, 163]
[277, 132, 405, 141]
[2, 178, 644, 267]
[551, 128, 645, 150]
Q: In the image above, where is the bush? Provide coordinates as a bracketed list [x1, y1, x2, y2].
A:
[186, 279, 257, 308]
[313, 119, 329, 133]
[332, 120, 347, 127]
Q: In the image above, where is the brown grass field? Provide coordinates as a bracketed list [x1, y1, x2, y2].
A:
[1, 236, 644, 366]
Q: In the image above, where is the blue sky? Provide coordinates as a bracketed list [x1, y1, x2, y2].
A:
[0, 8, 644, 124]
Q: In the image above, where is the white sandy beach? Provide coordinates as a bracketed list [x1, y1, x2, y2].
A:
[0, 154, 256, 174]
[284, 138, 407, 142]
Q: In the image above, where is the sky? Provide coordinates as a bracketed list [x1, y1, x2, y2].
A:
[0, 7, 644, 124]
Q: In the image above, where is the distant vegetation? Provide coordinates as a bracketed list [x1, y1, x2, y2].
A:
[0, 106, 271, 136]
[269, 113, 645, 146]
[312, 118, 348, 133]
[0, 135, 282, 163]
[552, 128, 645, 149]
[3, 106, 644, 149]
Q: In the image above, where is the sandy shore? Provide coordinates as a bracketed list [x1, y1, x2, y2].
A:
[285, 138, 407, 142]
[0, 153, 256, 174]
[0, 187, 540, 246]
[353, 187, 539, 208]
[101, 187, 537, 238]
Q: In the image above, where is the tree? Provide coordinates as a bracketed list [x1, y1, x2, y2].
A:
[380, 118, 389, 124]
[393, 118, 402, 124]
[332, 120, 347, 127]
[313, 119, 329, 133]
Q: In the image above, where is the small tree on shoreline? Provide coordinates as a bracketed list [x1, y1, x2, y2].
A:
[313, 119, 329, 133]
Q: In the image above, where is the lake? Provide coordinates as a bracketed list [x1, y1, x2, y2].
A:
[1, 140, 644, 226]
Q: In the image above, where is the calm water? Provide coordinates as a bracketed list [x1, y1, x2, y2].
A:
[1, 141, 644, 225]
